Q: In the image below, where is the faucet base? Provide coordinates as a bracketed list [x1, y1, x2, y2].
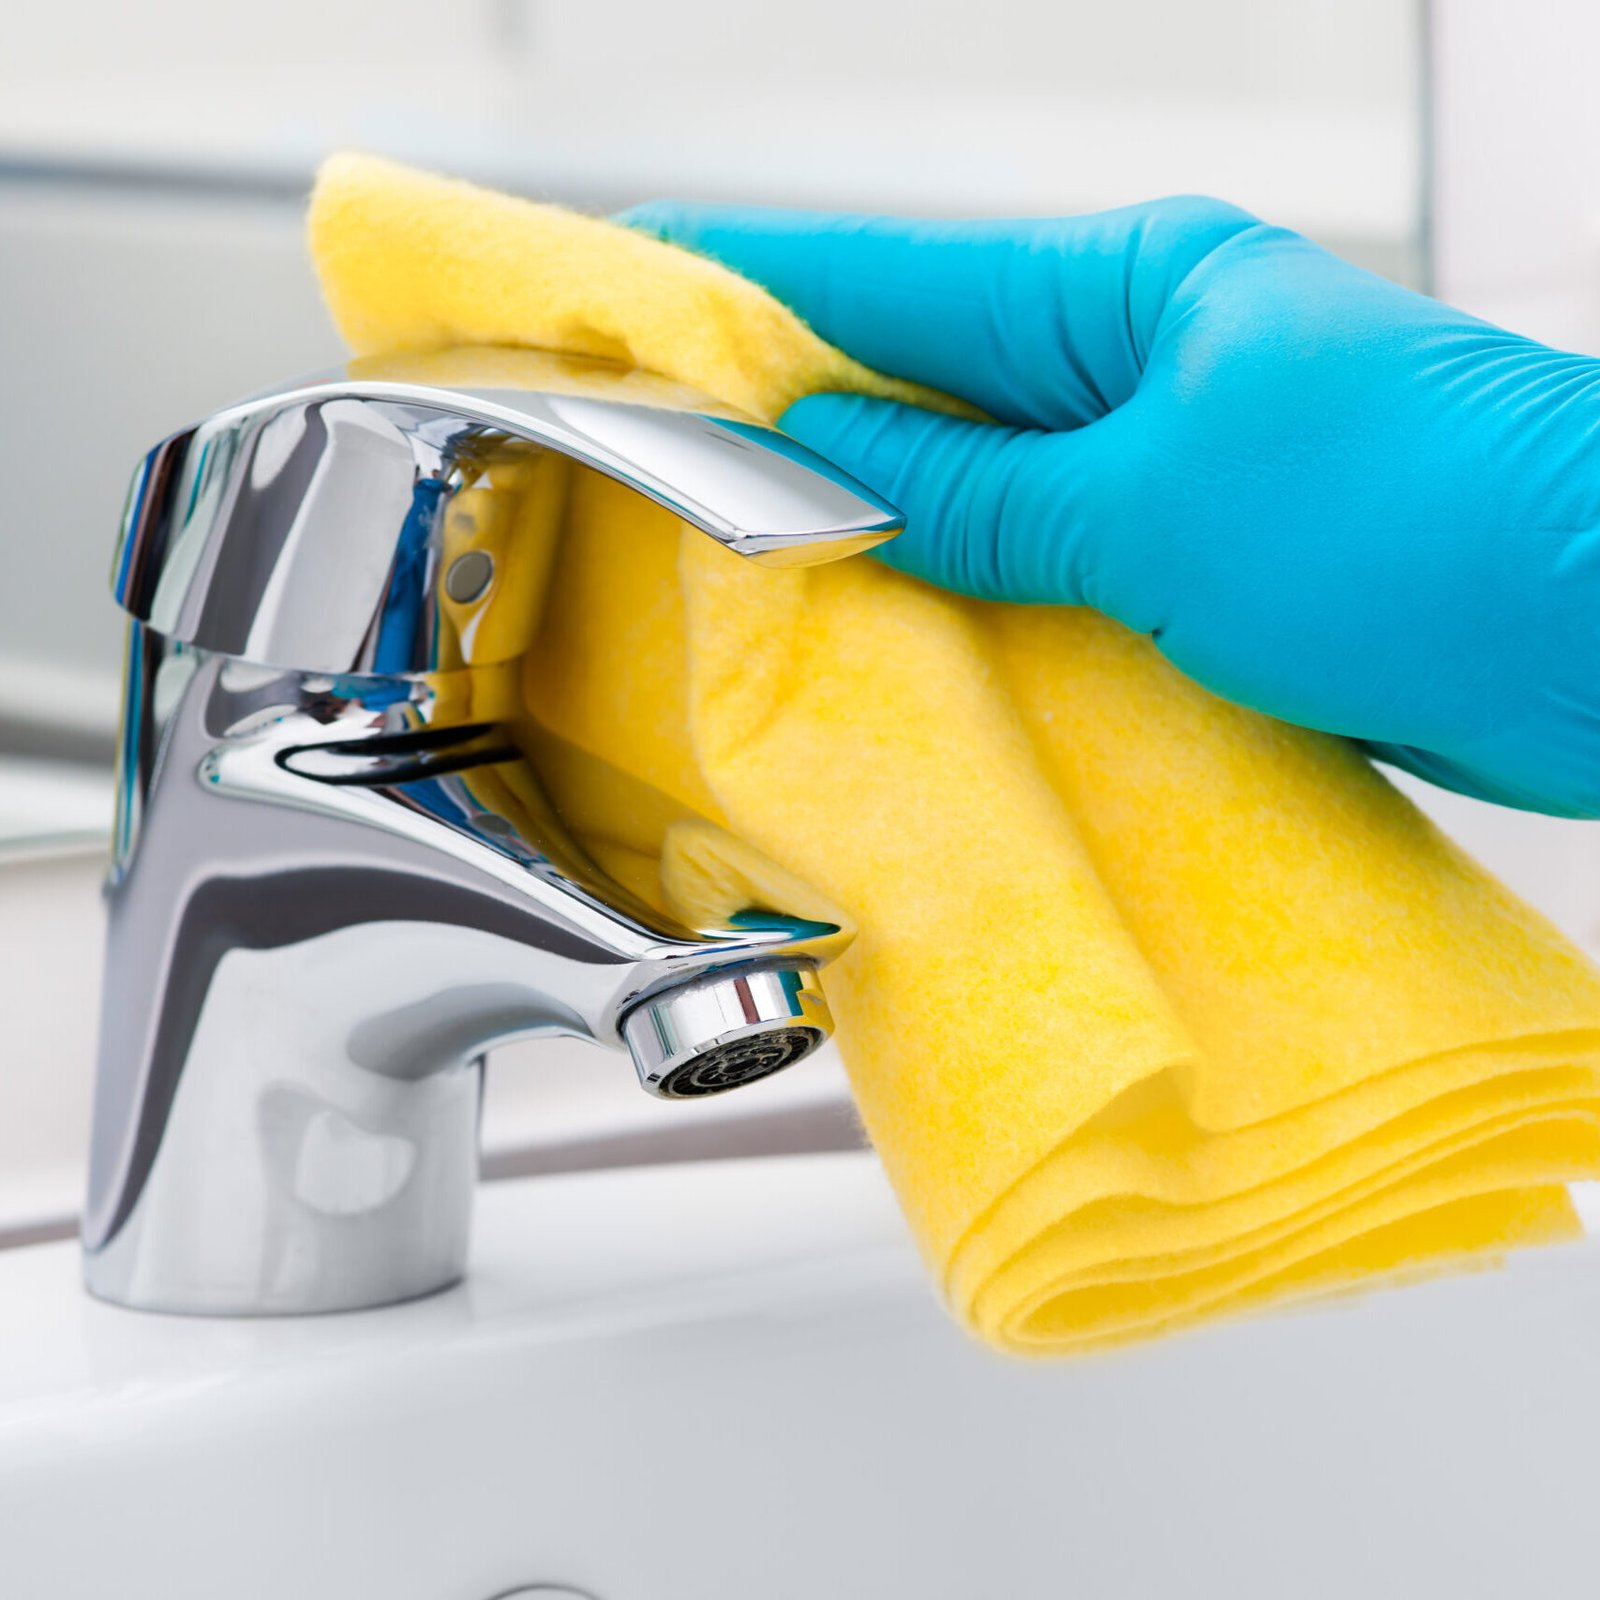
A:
[85, 928, 485, 1317]
[83, 1078, 480, 1317]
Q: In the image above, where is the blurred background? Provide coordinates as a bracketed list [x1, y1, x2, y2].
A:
[0, 0, 1597, 907]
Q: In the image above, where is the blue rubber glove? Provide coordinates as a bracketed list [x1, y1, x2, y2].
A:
[622, 198, 1600, 819]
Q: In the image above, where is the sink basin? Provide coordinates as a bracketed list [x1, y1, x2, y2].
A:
[1, 1150, 1598, 1598]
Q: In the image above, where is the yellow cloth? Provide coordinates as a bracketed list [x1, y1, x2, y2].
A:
[309, 152, 1600, 1354]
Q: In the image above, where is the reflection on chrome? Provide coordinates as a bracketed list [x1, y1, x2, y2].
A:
[85, 348, 899, 1316]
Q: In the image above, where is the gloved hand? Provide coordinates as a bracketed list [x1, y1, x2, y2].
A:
[622, 198, 1600, 819]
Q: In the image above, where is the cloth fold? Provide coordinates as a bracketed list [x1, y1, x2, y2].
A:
[309, 153, 1600, 1353]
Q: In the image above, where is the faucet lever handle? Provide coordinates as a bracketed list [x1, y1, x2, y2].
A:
[112, 344, 904, 677]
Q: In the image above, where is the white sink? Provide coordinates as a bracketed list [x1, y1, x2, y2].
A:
[0, 1150, 1598, 1598]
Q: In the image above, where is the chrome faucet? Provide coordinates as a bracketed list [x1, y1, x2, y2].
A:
[85, 346, 900, 1315]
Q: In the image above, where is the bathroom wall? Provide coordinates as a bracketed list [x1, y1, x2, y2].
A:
[0, 1, 1420, 231]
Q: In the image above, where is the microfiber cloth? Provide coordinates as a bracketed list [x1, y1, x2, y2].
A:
[309, 153, 1600, 1354]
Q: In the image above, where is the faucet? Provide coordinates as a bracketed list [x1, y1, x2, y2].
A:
[85, 346, 901, 1315]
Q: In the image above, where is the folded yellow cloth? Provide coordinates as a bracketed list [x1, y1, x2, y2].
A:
[310, 153, 1600, 1354]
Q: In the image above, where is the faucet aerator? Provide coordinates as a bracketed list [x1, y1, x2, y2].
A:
[621, 964, 832, 1099]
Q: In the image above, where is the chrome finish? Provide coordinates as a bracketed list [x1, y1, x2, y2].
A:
[624, 965, 831, 1099]
[86, 347, 890, 1316]
[112, 345, 903, 677]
